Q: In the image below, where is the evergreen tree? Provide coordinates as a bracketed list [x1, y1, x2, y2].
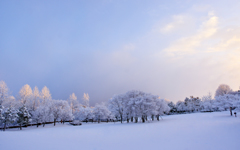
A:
[2, 106, 18, 131]
[0, 104, 5, 128]
[17, 105, 31, 130]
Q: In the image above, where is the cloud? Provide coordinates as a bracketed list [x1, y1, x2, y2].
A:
[162, 12, 218, 57]
[158, 15, 188, 33]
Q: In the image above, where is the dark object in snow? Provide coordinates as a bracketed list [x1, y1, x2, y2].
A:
[230, 107, 233, 116]
[69, 120, 82, 126]
[234, 112, 237, 117]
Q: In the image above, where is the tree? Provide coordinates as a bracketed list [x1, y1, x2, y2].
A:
[32, 86, 40, 112]
[51, 100, 62, 126]
[108, 90, 169, 123]
[176, 101, 186, 113]
[0, 81, 17, 109]
[33, 104, 52, 127]
[82, 93, 90, 107]
[60, 101, 73, 124]
[68, 93, 79, 114]
[215, 84, 232, 97]
[2, 106, 18, 131]
[50, 100, 73, 126]
[74, 106, 93, 123]
[17, 105, 31, 130]
[214, 94, 239, 115]
[201, 93, 214, 112]
[155, 99, 170, 121]
[41, 86, 52, 104]
[0, 104, 5, 128]
[32, 107, 43, 127]
[0, 81, 8, 105]
[108, 94, 125, 123]
[168, 101, 177, 113]
[93, 103, 110, 123]
[19, 84, 33, 105]
[123, 90, 146, 123]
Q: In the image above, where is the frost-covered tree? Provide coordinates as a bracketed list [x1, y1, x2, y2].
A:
[68, 93, 79, 114]
[41, 86, 52, 104]
[108, 94, 125, 123]
[0, 81, 17, 108]
[0, 104, 5, 128]
[50, 100, 73, 125]
[3, 96, 17, 108]
[2, 106, 18, 131]
[133, 93, 158, 123]
[155, 99, 170, 121]
[19, 84, 33, 105]
[33, 104, 52, 127]
[82, 93, 90, 107]
[74, 106, 93, 122]
[108, 90, 170, 123]
[168, 101, 177, 113]
[31, 86, 40, 112]
[215, 84, 232, 97]
[60, 100, 73, 124]
[93, 103, 110, 123]
[51, 100, 62, 126]
[0, 81, 9, 105]
[32, 107, 43, 127]
[124, 90, 147, 123]
[182, 96, 201, 112]
[214, 94, 239, 112]
[176, 101, 186, 113]
[201, 93, 214, 112]
[17, 105, 31, 130]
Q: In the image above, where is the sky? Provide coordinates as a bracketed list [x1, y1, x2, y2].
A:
[0, 0, 240, 105]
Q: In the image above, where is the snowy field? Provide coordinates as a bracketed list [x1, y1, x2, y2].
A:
[1, 111, 239, 150]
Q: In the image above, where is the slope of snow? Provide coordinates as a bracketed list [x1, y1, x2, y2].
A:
[1, 111, 239, 150]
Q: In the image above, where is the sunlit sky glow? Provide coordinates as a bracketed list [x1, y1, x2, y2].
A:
[0, 0, 240, 105]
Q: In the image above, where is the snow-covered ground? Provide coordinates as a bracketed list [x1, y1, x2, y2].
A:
[1, 111, 239, 150]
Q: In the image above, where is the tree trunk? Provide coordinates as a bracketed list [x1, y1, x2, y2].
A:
[3, 122, 6, 131]
[37, 121, 39, 128]
[145, 116, 148, 121]
[54, 119, 56, 126]
[230, 107, 232, 116]
[20, 124, 22, 130]
[142, 116, 145, 123]
[156, 115, 160, 121]
[131, 117, 133, 122]
[135, 117, 138, 123]
[43, 123, 45, 127]
[120, 115, 123, 123]
[152, 115, 154, 121]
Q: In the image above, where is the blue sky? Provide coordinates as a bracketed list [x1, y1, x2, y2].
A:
[1, 0, 240, 105]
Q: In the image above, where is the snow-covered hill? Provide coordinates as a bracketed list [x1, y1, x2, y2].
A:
[1, 111, 239, 150]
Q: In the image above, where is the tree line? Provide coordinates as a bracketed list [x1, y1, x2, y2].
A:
[0, 81, 240, 131]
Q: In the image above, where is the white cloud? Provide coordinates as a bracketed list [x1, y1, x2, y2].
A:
[159, 15, 187, 33]
[163, 13, 218, 56]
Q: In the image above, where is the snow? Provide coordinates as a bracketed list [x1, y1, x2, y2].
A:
[1, 111, 239, 150]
